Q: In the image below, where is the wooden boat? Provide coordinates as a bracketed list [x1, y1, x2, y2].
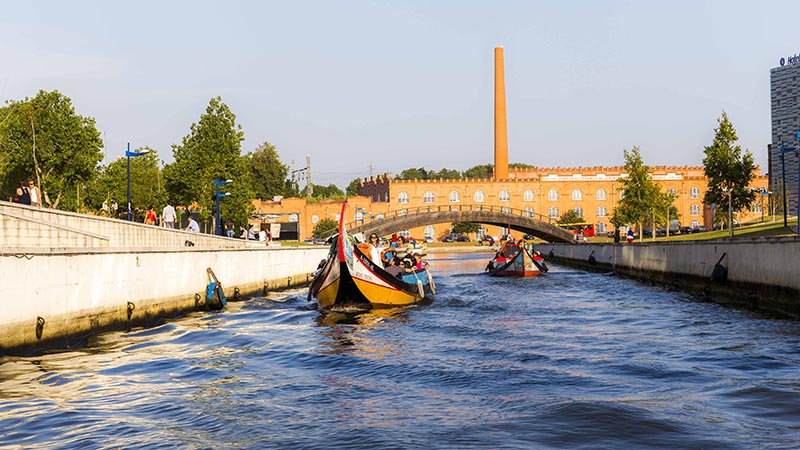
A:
[309, 202, 435, 310]
[486, 239, 549, 277]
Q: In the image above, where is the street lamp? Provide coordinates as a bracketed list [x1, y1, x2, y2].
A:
[761, 189, 771, 223]
[720, 186, 734, 238]
[215, 179, 233, 236]
[125, 143, 150, 221]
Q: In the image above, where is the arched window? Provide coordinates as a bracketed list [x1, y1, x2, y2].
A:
[525, 207, 535, 218]
[573, 206, 583, 218]
[523, 189, 534, 201]
[548, 189, 559, 201]
[311, 215, 319, 223]
[548, 206, 559, 218]
[424, 225, 435, 240]
[498, 190, 510, 202]
[690, 187, 700, 198]
[423, 191, 434, 203]
[398, 192, 409, 204]
[596, 188, 607, 201]
[690, 204, 700, 216]
[399, 229, 410, 238]
[572, 189, 583, 201]
[596, 205, 607, 217]
[474, 190, 485, 203]
[619, 189, 625, 199]
[449, 191, 460, 203]
[666, 188, 677, 198]
[691, 220, 700, 228]
[597, 222, 607, 233]
[753, 203, 762, 213]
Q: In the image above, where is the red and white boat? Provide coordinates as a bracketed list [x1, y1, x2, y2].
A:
[486, 239, 548, 277]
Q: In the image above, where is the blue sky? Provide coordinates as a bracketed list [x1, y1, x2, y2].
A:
[1, 1, 796, 188]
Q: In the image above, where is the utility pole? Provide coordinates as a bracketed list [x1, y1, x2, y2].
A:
[306, 154, 312, 199]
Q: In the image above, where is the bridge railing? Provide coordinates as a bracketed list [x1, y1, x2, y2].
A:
[345, 204, 556, 231]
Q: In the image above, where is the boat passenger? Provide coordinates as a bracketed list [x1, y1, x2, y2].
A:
[368, 233, 384, 266]
[385, 257, 403, 278]
[412, 251, 428, 270]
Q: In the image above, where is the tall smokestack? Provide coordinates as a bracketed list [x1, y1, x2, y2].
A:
[494, 46, 509, 180]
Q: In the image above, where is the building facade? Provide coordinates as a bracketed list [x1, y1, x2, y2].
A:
[769, 55, 800, 217]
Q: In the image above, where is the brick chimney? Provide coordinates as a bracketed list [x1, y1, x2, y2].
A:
[494, 47, 509, 180]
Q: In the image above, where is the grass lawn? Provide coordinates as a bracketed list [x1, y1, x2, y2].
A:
[588, 216, 798, 244]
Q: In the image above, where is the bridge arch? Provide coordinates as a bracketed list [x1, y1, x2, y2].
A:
[347, 204, 574, 243]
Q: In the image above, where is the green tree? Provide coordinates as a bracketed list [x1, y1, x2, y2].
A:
[302, 183, 344, 200]
[0, 89, 103, 209]
[557, 209, 584, 224]
[163, 97, 254, 229]
[615, 146, 663, 241]
[429, 168, 462, 180]
[702, 111, 756, 236]
[346, 178, 362, 197]
[451, 222, 482, 235]
[247, 141, 287, 200]
[312, 217, 338, 238]
[83, 147, 166, 219]
[395, 167, 429, 180]
[463, 164, 493, 179]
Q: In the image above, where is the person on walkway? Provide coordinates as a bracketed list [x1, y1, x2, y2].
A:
[162, 201, 177, 228]
[144, 205, 157, 225]
[626, 228, 634, 244]
[185, 215, 200, 233]
[613, 228, 620, 244]
[28, 180, 41, 207]
[225, 219, 234, 238]
[14, 180, 31, 205]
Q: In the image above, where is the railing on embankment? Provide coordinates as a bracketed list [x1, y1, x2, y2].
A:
[0, 200, 329, 355]
[546, 238, 800, 318]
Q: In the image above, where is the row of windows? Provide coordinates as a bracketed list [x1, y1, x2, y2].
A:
[399, 187, 702, 204]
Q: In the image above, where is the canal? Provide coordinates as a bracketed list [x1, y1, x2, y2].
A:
[1, 252, 799, 449]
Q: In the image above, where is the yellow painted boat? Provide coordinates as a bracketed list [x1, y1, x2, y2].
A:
[310, 202, 435, 310]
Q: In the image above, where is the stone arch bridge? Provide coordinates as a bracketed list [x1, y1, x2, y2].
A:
[347, 204, 575, 243]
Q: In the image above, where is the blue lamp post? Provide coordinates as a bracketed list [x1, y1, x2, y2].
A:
[125, 143, 150, 221]
[215, 179, 233, 236]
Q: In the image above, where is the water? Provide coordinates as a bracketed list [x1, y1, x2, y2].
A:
[2, 252, 800, 449]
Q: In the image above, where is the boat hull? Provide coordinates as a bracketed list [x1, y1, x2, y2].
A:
[311, 202, 435, 309]
[488, 242, 548, 277]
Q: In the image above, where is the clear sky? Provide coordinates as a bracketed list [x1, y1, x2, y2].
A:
[1, 1, 796, 189]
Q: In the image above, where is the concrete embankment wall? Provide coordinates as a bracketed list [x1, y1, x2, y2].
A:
[546, 238, 800, 317]
[0, 245, 329, 354]
[0, 200, 329, 355]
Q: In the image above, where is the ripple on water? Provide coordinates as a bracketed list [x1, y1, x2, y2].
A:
[2, 254, 800, 448]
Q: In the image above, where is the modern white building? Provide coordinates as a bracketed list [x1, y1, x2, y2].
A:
[769, 53, 800, 218]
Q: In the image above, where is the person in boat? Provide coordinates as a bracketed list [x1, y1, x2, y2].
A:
[412, 251, 428, 270]
[486, 250, 506, 271]
[385, 256, 403, 278]
[401, 257, 416, 274]
[380, 245, 397, 267]
[312, 259, 327, 277]
[367, 233, 384, 266]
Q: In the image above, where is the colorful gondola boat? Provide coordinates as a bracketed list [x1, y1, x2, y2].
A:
[486, 239, 549, 277]
[309, 202, 435, 310]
